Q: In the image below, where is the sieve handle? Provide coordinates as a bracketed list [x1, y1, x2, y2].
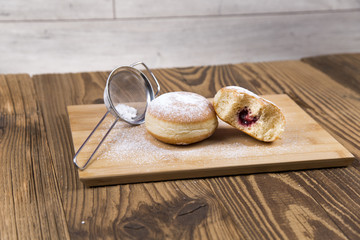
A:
[130, 61, 161, 96]
[73, 110, 119, 170]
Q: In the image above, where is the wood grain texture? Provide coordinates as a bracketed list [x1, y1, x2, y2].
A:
[32, 58, 360, 239]
[0, 74, 70, 239]
[231, 60, 360, 239]
[207, 174, 352, 239]
[2, 54, 360, 239]
[302, 53, 360, 93]
[0, 0, 113, 20]
[32, 71, 109, 239]
[174, 64, 256, 98]
[115, 0, 360, 18]
[2, 0, 360, 21]
[172, 61, 360, 239]
[1, 11, 360, 74]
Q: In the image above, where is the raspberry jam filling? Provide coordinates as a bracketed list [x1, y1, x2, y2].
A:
[238, 107, 258, 127]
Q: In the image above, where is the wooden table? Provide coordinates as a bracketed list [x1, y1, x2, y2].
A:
[1, 54, 359, 239]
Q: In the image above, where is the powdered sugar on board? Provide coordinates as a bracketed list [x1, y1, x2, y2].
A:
[146, 91, 214, 122]
[94, 118, 311, 168]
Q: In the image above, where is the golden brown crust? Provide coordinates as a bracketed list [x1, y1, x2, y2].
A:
[145, 92, 218, 145]
[146, 116, 218, 145]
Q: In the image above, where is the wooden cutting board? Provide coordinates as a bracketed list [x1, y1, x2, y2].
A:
[67, 94, 354, 186]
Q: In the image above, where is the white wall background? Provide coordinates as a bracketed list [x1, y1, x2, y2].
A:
[0, 0, 359, 74]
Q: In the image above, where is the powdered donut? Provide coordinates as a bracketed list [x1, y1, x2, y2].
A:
[213, 86, 285, 142]
[145, 91, 218, 145]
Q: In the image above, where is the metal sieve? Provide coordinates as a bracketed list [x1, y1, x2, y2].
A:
[73, 62, 160, 170]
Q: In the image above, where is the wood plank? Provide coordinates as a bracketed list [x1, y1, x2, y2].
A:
[1, 11, 360, 74]
[2, 0, 360, 21]
[173, 64, 256, 98]
[0, 0, 113, 20]
[151, 67, 193, 94]
[207, 175, 350, 239]
[0, 75, 19, 240]
[115, 0, 360, 18]
[0, 74, 70, 239]
[67, 95, 354, 186]
[33, 62, 360, 238]
[302, 53, 360, 93]
[232, 60, 360, 238]
[32, 71, 111, 239]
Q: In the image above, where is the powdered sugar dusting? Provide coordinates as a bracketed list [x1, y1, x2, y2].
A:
[93, 118, 310, 168]
[115, 104, 137, 121]
[147, 92, 213, 122]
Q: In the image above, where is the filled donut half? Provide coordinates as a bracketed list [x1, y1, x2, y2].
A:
[213, 86, 285, 142]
